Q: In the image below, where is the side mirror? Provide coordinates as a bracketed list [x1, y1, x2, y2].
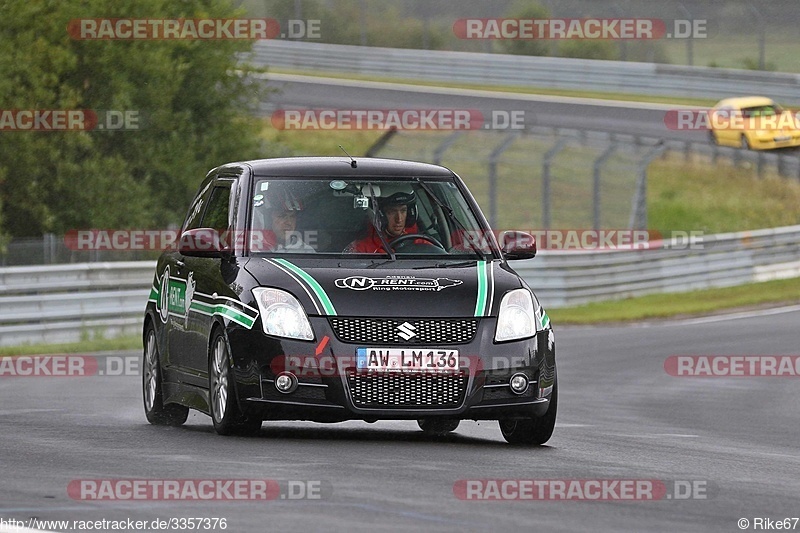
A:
[178, 228, 228, 257]
[499, 231, 536, 260]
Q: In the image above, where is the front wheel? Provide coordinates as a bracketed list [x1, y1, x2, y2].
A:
[499, 379, 557, 445]
[209, 330, 261, 436]
[143, 325, 188, 426]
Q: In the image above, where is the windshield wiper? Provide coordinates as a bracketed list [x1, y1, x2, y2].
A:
[414, 260, 478, 269]
[414, 177, 489, 261]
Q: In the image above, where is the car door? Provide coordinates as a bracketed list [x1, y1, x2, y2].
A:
[164, 178, 214, 379]
[180, 175, 238, 380]
[715, 106, 739, 146]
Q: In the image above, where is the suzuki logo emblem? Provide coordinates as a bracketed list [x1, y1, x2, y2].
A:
[396, 322, 417, 341]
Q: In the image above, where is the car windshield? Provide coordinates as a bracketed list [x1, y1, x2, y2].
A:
[741, 104, 782, 118]
[248, 177, 496, 258]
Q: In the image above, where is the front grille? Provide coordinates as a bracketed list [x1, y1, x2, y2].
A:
[329, 318, 478, 345]
[347, 371, 468, 409]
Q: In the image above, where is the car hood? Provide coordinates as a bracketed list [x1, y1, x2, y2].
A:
[243, 257, 524, 318]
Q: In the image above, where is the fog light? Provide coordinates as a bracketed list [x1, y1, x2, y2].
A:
[509, 373, 529, 395]
[275, 372, 298, 394]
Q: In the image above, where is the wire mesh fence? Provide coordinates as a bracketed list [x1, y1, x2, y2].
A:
[373, 127, 647, 232]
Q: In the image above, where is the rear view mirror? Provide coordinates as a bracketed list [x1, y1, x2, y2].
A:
[178, 228, 228, 257]
[499, 231, 536, 260]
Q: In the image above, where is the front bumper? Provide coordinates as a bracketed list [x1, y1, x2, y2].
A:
[226, 317, 556, 422]
[749, 131, 800, 150]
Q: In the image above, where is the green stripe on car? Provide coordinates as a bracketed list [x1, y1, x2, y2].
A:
[540, 309, 550, 329]
[273, 258, 337, 316]
[189, 300, 257, 329]
[474, 261, 488, 317]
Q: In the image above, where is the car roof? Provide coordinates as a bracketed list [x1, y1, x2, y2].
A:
[714, 96, 776, 109]
[224, 157, 456, 178]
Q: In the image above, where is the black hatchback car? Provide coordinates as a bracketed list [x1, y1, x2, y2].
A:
[143, 157, 557, 445]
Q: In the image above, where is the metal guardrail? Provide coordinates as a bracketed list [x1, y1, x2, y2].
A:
[0, 262, 155, 347]
[2, 226, 800, 346]
[514, 224, 800, 307]
[248, 41, 800, 105]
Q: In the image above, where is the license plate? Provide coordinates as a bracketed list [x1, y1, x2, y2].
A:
[775, 135, 791, 142]
[356, 348, 459, 373]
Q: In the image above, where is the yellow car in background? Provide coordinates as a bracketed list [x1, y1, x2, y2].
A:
[708, 96, 800, 150]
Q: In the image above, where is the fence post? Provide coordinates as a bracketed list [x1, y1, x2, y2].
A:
[778, 154, 788, 177]
[592, 143, 618, 231]
[432, 131, 464, 165]
[542, 137, 569, 230]
[629, 141, 665, 230]
[487, 132, 520, 228]
[711, 139, 718, 164]
[364, 127, 398, 157]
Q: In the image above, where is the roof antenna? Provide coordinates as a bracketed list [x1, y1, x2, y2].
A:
[339, 145, 357, 168]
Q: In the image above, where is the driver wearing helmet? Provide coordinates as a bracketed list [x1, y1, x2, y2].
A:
[252, 187, 316, 253]
[344, 190, 430, 254]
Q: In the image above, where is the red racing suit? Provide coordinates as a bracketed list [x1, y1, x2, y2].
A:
[345, 225, 428, 253]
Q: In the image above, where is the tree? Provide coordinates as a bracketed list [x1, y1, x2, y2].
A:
[558, 39, 618, 61]
[0, 0, 268, 237]
[497, 1, 551, 57]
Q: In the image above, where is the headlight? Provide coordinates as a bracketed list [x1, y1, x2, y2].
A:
[494, 289, 537, 342]
[252, 287, 314, 341]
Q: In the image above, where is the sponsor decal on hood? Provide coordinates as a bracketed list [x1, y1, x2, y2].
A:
[256, 258, 507, 318]
[334, 275, 462, 292]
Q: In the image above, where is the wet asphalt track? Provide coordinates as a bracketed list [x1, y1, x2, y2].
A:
[262, 73, 707, 143]
[1, 308, 799, 532]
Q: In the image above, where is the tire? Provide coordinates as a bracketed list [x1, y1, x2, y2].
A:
[417, 418, 460, 436]
[143, 324, 189, 426]
[708, 130, 719, 146]
[741, 135, 751, 150]
[209, 329, 261, 436]
[499, 378, 558, 446]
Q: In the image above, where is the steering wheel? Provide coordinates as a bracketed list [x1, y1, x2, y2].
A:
[390, 233, 446, 251]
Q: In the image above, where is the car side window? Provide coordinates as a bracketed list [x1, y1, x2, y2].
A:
[201, 185, 232, 231]
[183, 183, 213, 232]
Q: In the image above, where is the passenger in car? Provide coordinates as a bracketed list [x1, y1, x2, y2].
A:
[253, 188, 316, 253]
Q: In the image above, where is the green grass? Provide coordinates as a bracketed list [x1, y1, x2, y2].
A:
[649, 152, 800, 234]
[261, 126, 386, 157]
[0, 335, 141, 357]
[549, 277, 800, 324]
[660, 31, 800, 73]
